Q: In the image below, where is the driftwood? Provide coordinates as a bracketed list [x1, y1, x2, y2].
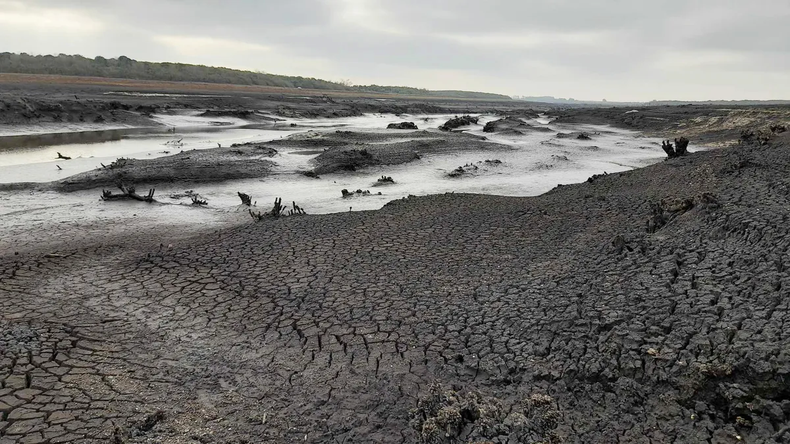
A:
[101, 184, 155, 203]
[56, 152, 71, 160]
[238, 192, 252, 206]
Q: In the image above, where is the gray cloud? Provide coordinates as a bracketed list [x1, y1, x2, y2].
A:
[1, 0, 788, 101]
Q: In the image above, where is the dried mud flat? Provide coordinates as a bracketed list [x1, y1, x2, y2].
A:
[2, 81, 790, 443]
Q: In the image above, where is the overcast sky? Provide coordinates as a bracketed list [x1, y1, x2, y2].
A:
[1, 0, 789, 101]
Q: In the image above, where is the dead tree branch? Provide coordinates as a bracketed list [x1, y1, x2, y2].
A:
[238, 192, 252, 206]
[101, 183, 155, 203]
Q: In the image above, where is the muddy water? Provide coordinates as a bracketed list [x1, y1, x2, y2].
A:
[0, 113, 680, 245]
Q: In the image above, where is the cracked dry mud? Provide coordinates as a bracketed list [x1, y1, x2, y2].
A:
[2, 133, 790, 443]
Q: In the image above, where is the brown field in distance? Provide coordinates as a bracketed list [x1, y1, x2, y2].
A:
[0, 73, 513, 102]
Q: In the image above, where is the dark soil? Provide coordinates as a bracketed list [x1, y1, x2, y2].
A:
[3, 79, 790, 443]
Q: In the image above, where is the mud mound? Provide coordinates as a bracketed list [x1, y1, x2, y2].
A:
[555, 131, 595, 140]
[310, 132, 509, 174]
[0, 97, 157, 127]
[387, 121, 418, 130]
[267, 129, 443, 150]
[409, 384, 562, 443]
[52, 145, 277, 191]
[439, 115, 479, 131]
[483, 116, 553, 134]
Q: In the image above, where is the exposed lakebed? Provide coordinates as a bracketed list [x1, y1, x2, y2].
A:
[0, 111, 681, 244]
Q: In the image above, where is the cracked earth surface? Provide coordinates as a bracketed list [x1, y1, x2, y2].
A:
[1, 135, 790, 443]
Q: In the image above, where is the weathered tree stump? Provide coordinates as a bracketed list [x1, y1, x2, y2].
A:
[674, 137, 689, 156]
[661, 140, 676, 158]
[289, 201, 306, 216]
[270, 197, 285, 216]
[249, 198, 306, 220]
[661, 138, 690, 159]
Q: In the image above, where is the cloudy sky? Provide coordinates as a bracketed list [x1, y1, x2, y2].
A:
[1, 0, 788, 101]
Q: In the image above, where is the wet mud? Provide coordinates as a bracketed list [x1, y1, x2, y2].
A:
[267, 129, 510, 175]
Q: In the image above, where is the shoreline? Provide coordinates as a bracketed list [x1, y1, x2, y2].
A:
[0, 113, 671, 261]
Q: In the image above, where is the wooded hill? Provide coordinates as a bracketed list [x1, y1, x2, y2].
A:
[0, 53, 511, 100]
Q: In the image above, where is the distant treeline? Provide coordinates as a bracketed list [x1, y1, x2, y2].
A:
[0, 53, 510, 100]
